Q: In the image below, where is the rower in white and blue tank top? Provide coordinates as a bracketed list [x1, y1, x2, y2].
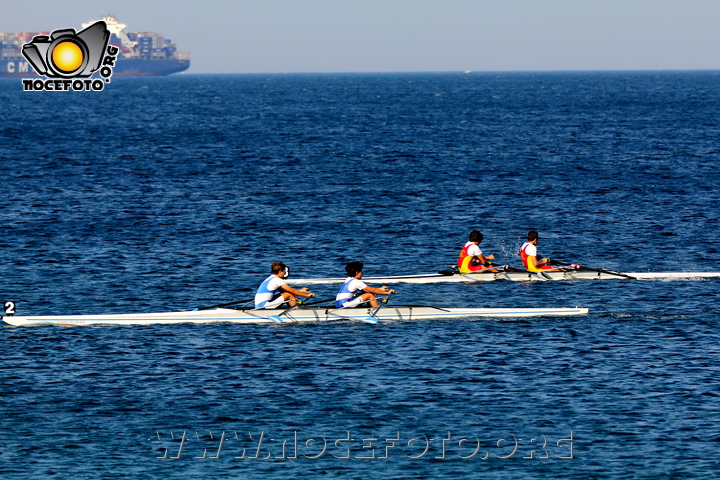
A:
[335, 277, 369, 308]
[335, 261, 395, 308]
[255, 274, 288, 308]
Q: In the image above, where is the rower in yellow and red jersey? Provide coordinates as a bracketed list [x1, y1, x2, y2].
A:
[519, 230, 556, 272]
[458, 230, 505, 273]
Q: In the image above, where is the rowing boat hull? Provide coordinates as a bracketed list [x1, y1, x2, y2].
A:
[1, 306, 589, 326]
[289, 271, 720, 285]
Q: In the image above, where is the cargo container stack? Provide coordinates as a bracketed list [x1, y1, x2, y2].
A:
[0, 16, 189, 77]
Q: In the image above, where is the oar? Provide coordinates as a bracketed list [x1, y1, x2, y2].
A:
[193, 298, 254, 311]
[549, 260, 637, 280]
[439, 265, 510, 276]
[460, 264, 510, 274]
[362, 293, 394, 325]
[299, 296, 337, 306]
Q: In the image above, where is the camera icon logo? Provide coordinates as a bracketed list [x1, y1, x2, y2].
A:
[22, 21, 110, 78]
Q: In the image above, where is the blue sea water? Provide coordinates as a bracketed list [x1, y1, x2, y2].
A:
[1, 71, 720, 479]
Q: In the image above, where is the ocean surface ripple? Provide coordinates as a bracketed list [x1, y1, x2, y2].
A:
[1, 72, 719, 479]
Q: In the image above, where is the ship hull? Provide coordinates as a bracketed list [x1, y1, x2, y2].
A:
[112, 58, 190, 76]
[0, 57, 189, 77]
[0, 59, 34, 76]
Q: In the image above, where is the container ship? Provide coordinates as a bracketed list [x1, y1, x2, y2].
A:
[0, 15, 190, 77]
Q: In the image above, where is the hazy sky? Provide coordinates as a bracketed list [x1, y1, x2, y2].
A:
[5, 0, 720, 74]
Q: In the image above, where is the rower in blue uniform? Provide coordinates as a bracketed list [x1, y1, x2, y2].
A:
[255, 261, 315, 308]
[336, 261, 395, 308]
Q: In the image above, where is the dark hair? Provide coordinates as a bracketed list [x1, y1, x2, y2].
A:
[527, 231, 539, 241]
[271, 261, 287, 274]
[469, 230, 483, 243]
[345, 261, 364, 277]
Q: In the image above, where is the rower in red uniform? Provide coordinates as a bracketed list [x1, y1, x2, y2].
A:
[519, 230, 555, 272]
[458, 230, 505, 273]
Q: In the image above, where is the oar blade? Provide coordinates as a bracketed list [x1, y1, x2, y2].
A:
[360, 316, 378, 324]
[267, 315, 283, 323]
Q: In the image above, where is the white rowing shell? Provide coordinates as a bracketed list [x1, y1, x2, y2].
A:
[2, 305, 589, 326]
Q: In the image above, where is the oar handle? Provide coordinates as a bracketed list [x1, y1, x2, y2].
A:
[548, 259, 570, 266]
[547, 259, 581, 269]
[379, 292, 394, 302]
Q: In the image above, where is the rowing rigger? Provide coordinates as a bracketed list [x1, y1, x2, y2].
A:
[1, 304, 588, 327]
[287, 270, 720, 285]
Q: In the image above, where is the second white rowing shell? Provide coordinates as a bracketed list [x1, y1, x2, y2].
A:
[288, 270, 720, 285]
